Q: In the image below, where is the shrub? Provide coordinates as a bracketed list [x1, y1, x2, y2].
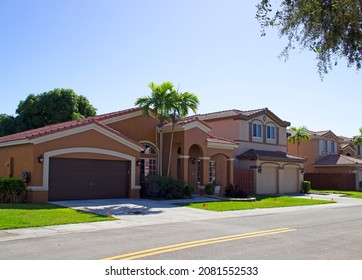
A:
[224, 184, 248, 198]
[0, 177, 25, 203]
[141, 176, 188, 199]
[301, 181, 311, 194]
[205, 183, 215, 195]
[184, 185, 194, 198]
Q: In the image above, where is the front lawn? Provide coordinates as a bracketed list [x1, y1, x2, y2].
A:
[310, 189, 362, 199]
[183, 195, 334, 212]
[0, 203, 116, 230]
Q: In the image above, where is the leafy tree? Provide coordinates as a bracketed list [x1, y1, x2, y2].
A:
[0, 114, 17, 136]
[15, 88, 96, 131]
[166, 89, 199, 177]
[135, 82, 175, 176]
[256, 0, 362, 77]
[288, 126, 310, 154]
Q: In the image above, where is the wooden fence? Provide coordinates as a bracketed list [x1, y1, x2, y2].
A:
[234, 169, 254, 194]
[304, 173, 356, 191]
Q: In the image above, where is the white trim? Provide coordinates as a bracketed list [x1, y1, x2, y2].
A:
[199, 157, 211, 160]
[31, 123, 143, 152]
[0, 139, 29, 147]
[163, 122, 211, 133]
[226, 158, 235, 161]
[178, 155, 190, 159]
[41, 147, 137, 192]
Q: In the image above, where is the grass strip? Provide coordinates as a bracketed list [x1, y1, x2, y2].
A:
[0, 203, 116, 230]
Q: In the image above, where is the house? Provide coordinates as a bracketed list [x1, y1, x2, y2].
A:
[288, 130, 362, 190]
[190, 108, 306, 194]
[0, 108, 237, 202]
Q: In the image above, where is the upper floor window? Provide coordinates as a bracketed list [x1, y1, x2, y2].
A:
[252, 123, 262, 138]
[144, 145, 156, 155]
[320, 139, 328, 154]
[329, 140, 336, 154]
[266, 125, 275, 140]
[358, 145, 361, 156]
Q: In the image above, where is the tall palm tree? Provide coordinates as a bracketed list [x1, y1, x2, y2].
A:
[288, 126, 310, 155]
[135, 81, 174, 176]
[166, 89, 199, 177]
[353, 128, 362, 156]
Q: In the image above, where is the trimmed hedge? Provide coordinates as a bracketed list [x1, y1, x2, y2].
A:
[0, 177, 25, 203]
[301, 181, 311, 194]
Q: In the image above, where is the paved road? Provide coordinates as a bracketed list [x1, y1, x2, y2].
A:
[1, 194, 362, 260]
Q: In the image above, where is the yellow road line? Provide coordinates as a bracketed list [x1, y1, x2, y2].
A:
[103, 227, 296, 260]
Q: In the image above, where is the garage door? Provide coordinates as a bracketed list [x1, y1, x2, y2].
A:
[281, 167, 299, 193]
[257, 166, 277, 194]
[48, 158, 129, 201]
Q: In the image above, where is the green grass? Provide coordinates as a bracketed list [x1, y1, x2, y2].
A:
[183, 195, 335, 212]
[310, 189, 362, 199]
[0, 203, 116, 230]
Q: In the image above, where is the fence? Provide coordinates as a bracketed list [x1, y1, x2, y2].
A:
[234, 169, 254, 194]
[304, 173, 356, 191]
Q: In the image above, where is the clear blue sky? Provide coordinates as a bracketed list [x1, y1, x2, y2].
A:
[0, 0, 361, 137]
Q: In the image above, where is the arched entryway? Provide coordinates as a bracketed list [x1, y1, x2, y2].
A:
[188, 144, 204, 191]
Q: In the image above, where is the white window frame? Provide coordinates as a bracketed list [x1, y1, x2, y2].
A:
[209, 161, 216, 183]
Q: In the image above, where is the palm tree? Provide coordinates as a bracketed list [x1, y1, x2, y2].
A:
[288, 126, 310, 155]
[353, 128, 362, 156]
[166, 89, 199, 177]
[135, 81, 174, 176]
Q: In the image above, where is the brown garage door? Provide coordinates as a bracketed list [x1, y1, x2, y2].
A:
[48, 158, 129, 201]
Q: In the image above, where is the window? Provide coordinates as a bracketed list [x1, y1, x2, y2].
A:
[358, 145, 361, 156]
[329, 140, 336, 154]
[140, 158, 157, 180]
[320, 139, 328, 154]
[252, 123, 262, 138]
[209, 161, 216, 183]
[266, 125, 275, 140]
[144, 145, 156, 155]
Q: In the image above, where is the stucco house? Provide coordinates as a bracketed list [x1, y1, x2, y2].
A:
[0, 108, 237, 202]
[288, 130, 362, 190]
[190, 108, 306, 194]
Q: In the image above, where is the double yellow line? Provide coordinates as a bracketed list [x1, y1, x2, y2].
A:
[103, 227, 296, 260]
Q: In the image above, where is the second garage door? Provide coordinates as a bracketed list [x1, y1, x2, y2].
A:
[48, 158, 129, 201]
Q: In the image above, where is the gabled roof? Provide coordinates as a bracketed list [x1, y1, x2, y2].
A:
[0, 117, 144, 151]
[190, 108, 290, 127]
[303, 129, 340, 141]
[237, 149, 306, 162]
[314, 154, 362, 167]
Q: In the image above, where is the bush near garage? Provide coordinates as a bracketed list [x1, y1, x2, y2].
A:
[301, 181, 311, 194]
[0, 177, 26, 203]
[141, 176, 192, 199]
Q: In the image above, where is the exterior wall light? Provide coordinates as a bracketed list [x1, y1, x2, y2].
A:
[38, 155, 44, 163]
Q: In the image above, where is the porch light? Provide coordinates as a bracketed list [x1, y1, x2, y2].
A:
[300, 169, 304, 174]
[38, 155, 44, 164]
[258, 166, 262, 173]
[136, 160, 141, 166]
[192, 158, 197, 165]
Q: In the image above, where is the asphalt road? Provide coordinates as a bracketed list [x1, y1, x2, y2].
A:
[1, 196, 362, 260]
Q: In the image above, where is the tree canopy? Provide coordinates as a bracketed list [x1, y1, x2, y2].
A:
[0, 88, 97, 136]
[256, 0, 362, 77]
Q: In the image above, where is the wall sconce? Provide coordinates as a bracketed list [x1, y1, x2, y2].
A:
[258, 166, 262, 173]
[136, 160, 141, 166]
[300, 169, 304, 174]
[38, 155, 44, 164]
[192, 158, 196, 165]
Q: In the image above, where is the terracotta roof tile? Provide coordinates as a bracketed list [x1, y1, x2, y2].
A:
[237, 149, 306, 162]
[314, 154, 362, 166]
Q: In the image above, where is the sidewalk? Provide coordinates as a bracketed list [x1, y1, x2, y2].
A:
[1, 194, 360, 242]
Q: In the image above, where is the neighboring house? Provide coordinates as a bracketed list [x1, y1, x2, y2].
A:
[191, 108, 305, 194]
[288, 130, 362, 190]
[0, 108, 237, 202]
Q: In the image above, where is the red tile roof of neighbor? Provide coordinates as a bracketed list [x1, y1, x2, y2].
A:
[314, 154, 362, 166]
